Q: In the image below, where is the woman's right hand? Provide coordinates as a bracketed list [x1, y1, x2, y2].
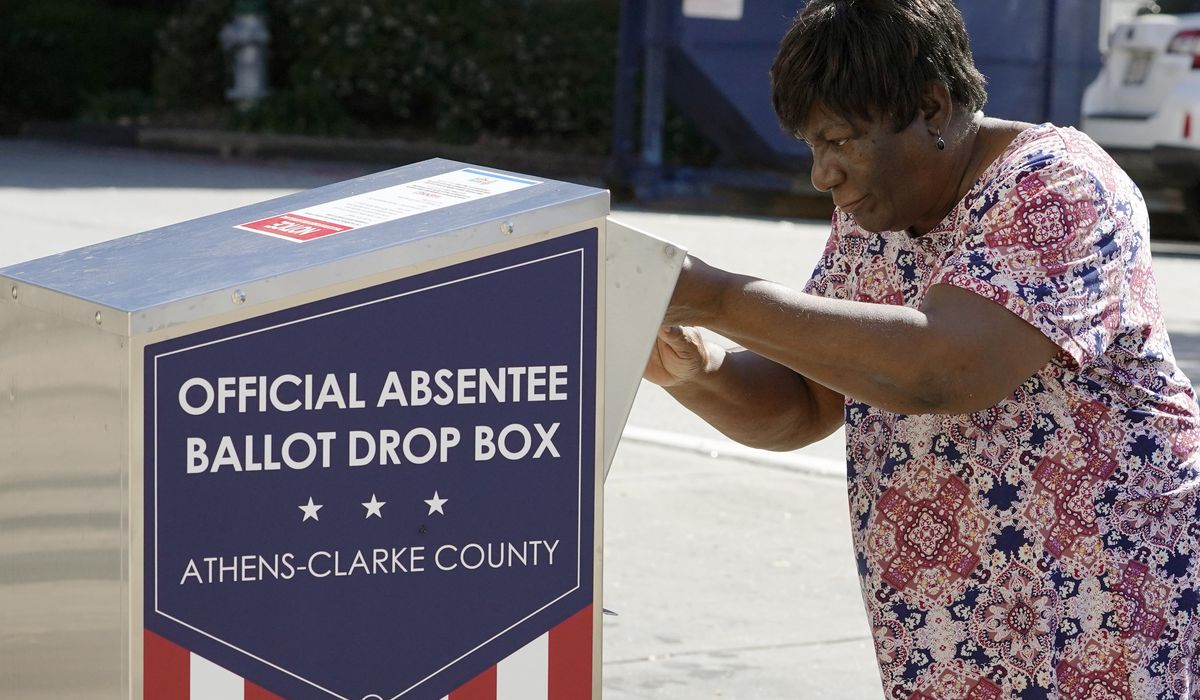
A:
[644, 325, 722, 387]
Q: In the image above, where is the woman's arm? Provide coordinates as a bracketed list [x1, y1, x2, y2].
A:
[646, 326, 845, 451]
[667, 256, 1060, 416]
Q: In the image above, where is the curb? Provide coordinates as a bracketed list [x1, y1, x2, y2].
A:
[19, 121, 611, 187]
[619, 425, 845, 480]
[15, 120, 833, 219]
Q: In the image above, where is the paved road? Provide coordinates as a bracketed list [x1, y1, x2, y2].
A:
[3, 138, 1198, 699]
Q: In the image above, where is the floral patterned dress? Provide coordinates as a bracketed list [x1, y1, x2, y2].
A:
[804, 124, 1200, 699]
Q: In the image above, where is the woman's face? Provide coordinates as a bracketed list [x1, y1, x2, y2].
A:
[798, 103, 949, 234]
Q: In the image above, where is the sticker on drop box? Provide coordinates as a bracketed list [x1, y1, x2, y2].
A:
[237, 167, 540, 242]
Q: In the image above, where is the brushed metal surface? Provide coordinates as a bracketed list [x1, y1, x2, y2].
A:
[0, 296, 130, 699]
[601, 219, 686, 477]
[0, 159, 607, 337]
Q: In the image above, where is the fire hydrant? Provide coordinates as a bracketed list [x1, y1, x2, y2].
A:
[219, 0, 270, 107]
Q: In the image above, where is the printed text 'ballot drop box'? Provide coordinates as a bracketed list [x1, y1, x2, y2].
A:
[0, 159, 684, 700]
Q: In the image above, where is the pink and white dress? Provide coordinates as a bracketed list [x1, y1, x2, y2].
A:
[805, 124, 1200, 699]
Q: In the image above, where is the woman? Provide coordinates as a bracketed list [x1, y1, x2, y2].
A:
[646, 0, 1200, 697]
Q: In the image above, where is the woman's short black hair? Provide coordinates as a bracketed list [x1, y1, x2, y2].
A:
[770, 0, 988, 135]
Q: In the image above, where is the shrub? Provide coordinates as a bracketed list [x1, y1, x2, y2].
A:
[155, 0, 621, 152]
[0, 0, 162, 122]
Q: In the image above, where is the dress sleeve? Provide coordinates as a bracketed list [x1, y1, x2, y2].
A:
[930, 158, 1129, 369]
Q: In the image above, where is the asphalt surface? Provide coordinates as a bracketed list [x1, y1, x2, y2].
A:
[2, 138, 1199, 699]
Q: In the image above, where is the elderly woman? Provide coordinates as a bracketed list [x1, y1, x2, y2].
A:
[646, 0, 1200, 697]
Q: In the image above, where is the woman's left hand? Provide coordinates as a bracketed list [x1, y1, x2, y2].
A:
[644, 325, 722, 387]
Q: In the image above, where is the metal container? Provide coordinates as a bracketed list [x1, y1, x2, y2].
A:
[0, 159, 683, 700]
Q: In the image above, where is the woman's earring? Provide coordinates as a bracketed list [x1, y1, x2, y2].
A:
[936, 134, 946, 151]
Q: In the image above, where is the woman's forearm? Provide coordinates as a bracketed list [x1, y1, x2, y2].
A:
[665, 346, 845, 451]
[672, 259, 1056, 415]
[713, 278, 951, 413]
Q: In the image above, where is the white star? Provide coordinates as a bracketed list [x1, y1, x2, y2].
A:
[362, 494, 386, 519]
[424, 491, 448, 516]
[299, 497, 322, 522]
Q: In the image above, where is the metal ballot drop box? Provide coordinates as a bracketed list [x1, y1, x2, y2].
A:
[0, 159, 684, 700]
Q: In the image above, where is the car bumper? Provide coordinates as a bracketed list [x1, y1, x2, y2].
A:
[1093, 145, 1200, 189]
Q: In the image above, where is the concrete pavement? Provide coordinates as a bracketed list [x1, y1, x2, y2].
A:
[3, 138, 1199, 699]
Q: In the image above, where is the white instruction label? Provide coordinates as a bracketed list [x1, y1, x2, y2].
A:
[683, 0, 743, 20]
[237, 168, 540, 242]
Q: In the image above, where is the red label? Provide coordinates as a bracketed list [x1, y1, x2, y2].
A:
[237, 213, 352, 242]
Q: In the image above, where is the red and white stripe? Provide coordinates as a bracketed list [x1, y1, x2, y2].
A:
[144, 605, 593, 700]
[144, 629, 283, 700]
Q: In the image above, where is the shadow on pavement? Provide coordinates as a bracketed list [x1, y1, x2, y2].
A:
[0, 139, 375, 190]
[1172, 330, 1200, 392]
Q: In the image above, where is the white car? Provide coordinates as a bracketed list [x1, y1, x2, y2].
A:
[1082, 0, 1200, 237]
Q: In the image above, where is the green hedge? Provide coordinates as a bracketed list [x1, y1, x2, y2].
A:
[154, 0, 623, 153]
[1, 0, 715, 161]
[0, 0, 162, 126]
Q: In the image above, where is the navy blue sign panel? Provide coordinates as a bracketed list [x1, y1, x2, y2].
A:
[144, 230, 598, 700]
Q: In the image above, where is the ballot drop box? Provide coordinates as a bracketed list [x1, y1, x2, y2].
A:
[0, 160, 683, 700]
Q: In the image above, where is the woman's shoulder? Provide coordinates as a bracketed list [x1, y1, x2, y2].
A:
[985, 121, 1067, 177]
[977, 120, 1133, 201]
